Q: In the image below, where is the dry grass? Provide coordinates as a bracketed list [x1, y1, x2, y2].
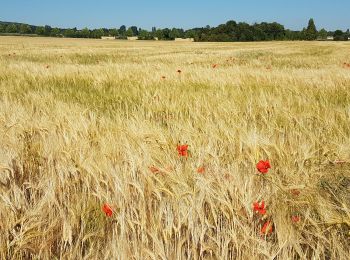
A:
[0, 36, 350, 259]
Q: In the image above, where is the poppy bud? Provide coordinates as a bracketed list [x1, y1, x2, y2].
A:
[261, 221, 273, 235]
[102, 203, 113, 217]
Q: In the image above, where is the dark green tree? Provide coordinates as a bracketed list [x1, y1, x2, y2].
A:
[155, 29, 164, 40]
[138, 29, 153, 40]
[119, 25, 126, 36]
[333, 30, 347, 41]
[19, 24, 32, 34]
[169, 28, 184, 39]
[305, 18, 317, 40]
[63, 29, 76, 38]
[126, 28, 133, 37]
[44, 25, 52, 36]
[35, 26, 45, 35]
[6, 24, 18, 33]
[130, 26, 138, 36]
[51, 28, 61, 37]
[162, 28, 171, 40]
[318, 28, 328, 40]
[184, 29, 197, 39]
[345, 29, 350, 40]
[109, 28, 118, 37]
[80, 27, 90, 38]
[90, 29, 104, 38]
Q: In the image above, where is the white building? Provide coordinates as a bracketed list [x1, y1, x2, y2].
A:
[101, 36, 116, 40]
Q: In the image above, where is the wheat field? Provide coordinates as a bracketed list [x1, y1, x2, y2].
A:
[0, 36, 350, 259]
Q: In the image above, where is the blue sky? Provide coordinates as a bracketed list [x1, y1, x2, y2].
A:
[1, 0, 349, 31]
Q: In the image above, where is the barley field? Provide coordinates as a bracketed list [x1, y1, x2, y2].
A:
[0, 36, 350, 259]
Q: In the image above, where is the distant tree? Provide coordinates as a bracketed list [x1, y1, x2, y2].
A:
[184, 29, 196, 39]
[155, 29, 164, 40]
[162, 28, 171, 40]
[80, 27, 90, 38]
[138, 29, 153, 40]
[44, 25, 52, 36]
[305, 18, 317, 40]
[100, 28, 109, 36]
[318, 28, 328, 40]
[119, 25, 126, 36]
[90, 29, 104, 38]
[0, 24, 5, 33]
[236, 22, 253, 41]
[6, 24, 18, 33]
[63, 29, 76, 38]
[169, 28, 183, 39]
[126, 28, 133, 37]
[19, 24, 32, 34]
[35, 26, 45, 35]
[289, 30, 304, 40]
[299, 27, 306, 40]
[333, 30, 342, 40]
[284, 30, 295, 40]
[225, 20, 237, 39]
[346, 29, 350, 39]
[130, 26, 138, 36]
[252, 26, 266, 41]
[138, 29, 147, 39]
[333, 30, 347, 41]
[51, 28, 61, 37]
[109, 28, 118, 37]
[270, 22, 285, 40]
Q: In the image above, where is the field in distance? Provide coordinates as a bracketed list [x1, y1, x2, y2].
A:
[0, 36, 350, 259]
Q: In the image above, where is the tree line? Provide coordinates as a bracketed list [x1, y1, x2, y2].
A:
[0, 19, 349, 41]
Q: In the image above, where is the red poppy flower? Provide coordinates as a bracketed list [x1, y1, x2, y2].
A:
[212, 64, 217, 68]
[256, 160, 271, 174]
[177, 69, 182, 73]
[253, 201, 266, 215]
[149, 166, 160, 174]
[177, 144, 188, 157]
[290, 189, 300, 196]
[197, 167, 205, 174]
[292, 215, 300, 223]
[261, 221, 273, 235]
[102, 203, 113, 217]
